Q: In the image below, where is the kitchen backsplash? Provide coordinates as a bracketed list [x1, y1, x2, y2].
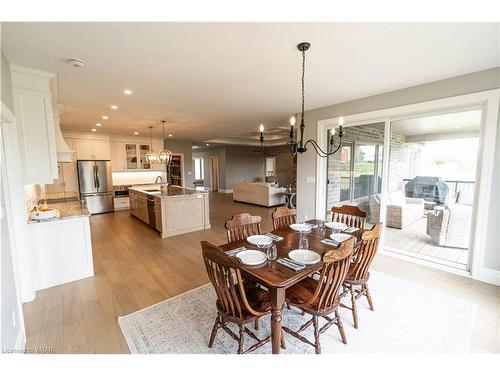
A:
[24, 184, 46, 213]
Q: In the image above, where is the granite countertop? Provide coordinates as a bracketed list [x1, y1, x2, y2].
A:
[129, 185, 208, 198]
[28, 200, 90, 224]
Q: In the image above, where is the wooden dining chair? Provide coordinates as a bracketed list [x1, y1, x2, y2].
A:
[201, 241, 285, 354]
[282, 238, 355, 354]
[225, 213, 262, 243]
[331, 205, 367, 230]
[340, 223, 382, 329]
[272, 206, 297, 230]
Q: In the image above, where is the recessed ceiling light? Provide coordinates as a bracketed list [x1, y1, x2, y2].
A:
[124, 89, 133, 95]
[96, 123, 102, 127]
[110, 105, 118, 110]
[102, 115, 108, 120]
[91, 129, 97, 132]
[168, 134, 172, 137]
[206, 144, 209, 146]
[134, 131, 139, 135]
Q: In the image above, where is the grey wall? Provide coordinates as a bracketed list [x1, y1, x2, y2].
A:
[164, 139, 194, 187]
[192, 146, 227, 190]
[193, 145, 295, 191]
[274, 150, 294, 187]
[1, 51, 14, 113]
[296, 67, 500, 274]
[224, 146, 266, 189]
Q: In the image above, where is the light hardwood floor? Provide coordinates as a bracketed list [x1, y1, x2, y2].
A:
[22, 192, 499, 353]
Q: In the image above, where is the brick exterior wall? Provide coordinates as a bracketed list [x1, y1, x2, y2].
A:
[326, 124, 422, 214]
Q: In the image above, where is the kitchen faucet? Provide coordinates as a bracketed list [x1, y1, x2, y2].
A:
[155, 176, 163, 184]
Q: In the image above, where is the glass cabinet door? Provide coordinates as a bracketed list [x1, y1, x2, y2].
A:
[139, 144, 151, 169]
[126, 144, 138, 169]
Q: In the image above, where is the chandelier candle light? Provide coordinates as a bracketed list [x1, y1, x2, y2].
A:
[145, 125, 159, 164]
[157, 121, 173, 165]
[259, 42, 345, 157]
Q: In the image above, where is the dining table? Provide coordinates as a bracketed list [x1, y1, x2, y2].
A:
[219, 219, 364, 354]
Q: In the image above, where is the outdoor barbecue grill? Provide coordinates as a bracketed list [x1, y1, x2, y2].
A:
[405, 176, 449, 204]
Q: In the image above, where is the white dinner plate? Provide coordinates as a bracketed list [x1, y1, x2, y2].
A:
[246, 235, 273, 246]
[325, 222, 348, 230]
[288, 249, 321, 265]
[236, 250, 267, 266]
[289, 223, 312, 232]
[329, 233, 353, 242]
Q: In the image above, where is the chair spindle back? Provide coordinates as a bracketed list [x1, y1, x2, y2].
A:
[331, 205, 367, 230]
[272, 206, 297, 230]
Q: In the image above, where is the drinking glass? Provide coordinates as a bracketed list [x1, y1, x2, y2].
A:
[298, 232, 309, 250]
[318, 221, 326, 238]
[267, 244, 277, 260]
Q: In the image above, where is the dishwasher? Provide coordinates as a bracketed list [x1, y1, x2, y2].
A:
[147, 196, 156, 229]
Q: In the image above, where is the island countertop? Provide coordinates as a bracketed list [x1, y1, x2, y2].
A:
[129, 185, 208, 198]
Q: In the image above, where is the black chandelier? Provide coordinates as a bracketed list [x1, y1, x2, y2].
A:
[259, 42, 345, 157]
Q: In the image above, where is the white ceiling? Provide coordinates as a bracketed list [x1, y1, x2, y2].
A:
[2, 23, 498, 140]
[393, 109, 482, 136]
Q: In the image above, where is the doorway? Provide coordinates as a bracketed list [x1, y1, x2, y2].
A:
[209, 156, 219, 191]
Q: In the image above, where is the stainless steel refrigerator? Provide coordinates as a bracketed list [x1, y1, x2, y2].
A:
[77, 160, 114, 214]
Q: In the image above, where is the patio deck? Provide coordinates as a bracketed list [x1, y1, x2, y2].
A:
[383, 216, 469, 267]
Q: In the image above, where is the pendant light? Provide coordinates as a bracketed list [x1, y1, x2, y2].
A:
[259, 42, 345, 157]
[145, 125, 159, 163]
[157, 120, 173, 164]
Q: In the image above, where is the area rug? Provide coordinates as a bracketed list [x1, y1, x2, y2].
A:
[118, 271, 478, 354]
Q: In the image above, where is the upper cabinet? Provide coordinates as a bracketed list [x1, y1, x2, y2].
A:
[11, 65, 58, 184]
[74, 139, 110, 160]
[110, 140, 164, 172]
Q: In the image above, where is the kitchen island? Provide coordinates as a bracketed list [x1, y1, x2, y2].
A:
[129, 185, 211, 238]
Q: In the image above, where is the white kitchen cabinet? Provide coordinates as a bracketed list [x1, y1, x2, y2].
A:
[110, 141, 127, 171]
[11, 65, 58, 184]
[113, 197, 130, 210]
[30, 216, 94, 290]
[74, 139, 110, 160]
[110, 140, 165, 171]
[93, 140, 111, 159]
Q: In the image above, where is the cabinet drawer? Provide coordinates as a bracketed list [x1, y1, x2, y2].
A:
[114, 197, 130, 210]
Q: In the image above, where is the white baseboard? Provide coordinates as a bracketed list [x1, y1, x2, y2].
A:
[477, 267, 500, 286]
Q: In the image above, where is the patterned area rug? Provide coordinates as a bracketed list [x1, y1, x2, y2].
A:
[118, 271, 477, 354]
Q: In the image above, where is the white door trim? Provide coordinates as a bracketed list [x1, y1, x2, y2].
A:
[1, 101, 27, 349]
[315, 89, 500, 284]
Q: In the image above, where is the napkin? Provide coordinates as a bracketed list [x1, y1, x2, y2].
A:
[321, 239, 340, 246]
[264, 233, 283, 241]
[277, 258, 305, 272]
[343, 226, 359, 234]
[225, 246, 247, 255]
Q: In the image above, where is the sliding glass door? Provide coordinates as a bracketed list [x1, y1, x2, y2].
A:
[383, 109, 481, 270]
[325, 122, 385, 223]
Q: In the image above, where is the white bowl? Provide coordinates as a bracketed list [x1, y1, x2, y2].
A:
[236, 250, 267, 266]
[290, 223, 312, 233]
[325, 222, 348, 230]
[288, 249, 321, 265]
[330, 233, 353, 242]
[29, 209, 58, 220]
[247, 235, 273, 246]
